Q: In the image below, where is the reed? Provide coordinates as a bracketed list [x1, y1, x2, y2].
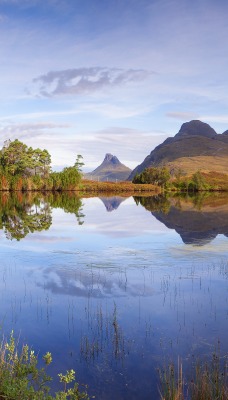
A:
[159, 350, 228, 400]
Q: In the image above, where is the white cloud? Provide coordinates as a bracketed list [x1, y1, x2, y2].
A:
[32, 67, 153, 97]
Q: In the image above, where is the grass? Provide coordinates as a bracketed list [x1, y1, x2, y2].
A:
[159, 349, 228, 400]
[166, 156, 228, 176]
[79, 179, 161, 194]
[170, 171, 228, 192]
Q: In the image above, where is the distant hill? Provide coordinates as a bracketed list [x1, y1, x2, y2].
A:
[128, 120, 228, 180]
[85, 153, 132, 182]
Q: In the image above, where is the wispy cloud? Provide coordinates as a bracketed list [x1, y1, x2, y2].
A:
[166, 112, 228, 128]
[32, 67, 153, 97]
[0, 122, 69, 143]
[166, 112, 200, 121]
[76, 127, 169, 170]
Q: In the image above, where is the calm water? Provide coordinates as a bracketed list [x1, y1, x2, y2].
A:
[0, 193, 227, 399]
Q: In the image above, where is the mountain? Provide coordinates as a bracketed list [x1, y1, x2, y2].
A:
[85, 153, 132, 182]
[128, 120, 228, 180]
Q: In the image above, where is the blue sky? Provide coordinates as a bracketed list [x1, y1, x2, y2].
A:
[0, 0, 228, 170]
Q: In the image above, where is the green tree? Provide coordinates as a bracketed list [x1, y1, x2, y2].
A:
[60, 166, 81, 190]
[74, 155, 84, 174]
[192, 170, 207, 191]
[1, 139, 30, 175]
[133, 167, 170, 187]
[0, 140, 51, 178]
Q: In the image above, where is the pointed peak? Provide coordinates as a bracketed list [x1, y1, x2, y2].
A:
[103, 153, 120, 164]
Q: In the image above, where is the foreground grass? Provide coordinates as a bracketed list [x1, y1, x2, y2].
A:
[0, 332, 89, 400]
[159, 351, 228, 400]
[1, 331, 227, 399]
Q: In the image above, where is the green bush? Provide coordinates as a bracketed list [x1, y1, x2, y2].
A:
[0, 331, 90, 399]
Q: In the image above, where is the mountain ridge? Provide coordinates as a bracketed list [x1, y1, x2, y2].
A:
[128, 120, 228, 180]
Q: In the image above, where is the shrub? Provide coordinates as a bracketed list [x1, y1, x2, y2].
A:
[0, 331, 90, 399]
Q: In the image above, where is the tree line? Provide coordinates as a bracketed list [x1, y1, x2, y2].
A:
[132, 166, 212, 192]
[0, 139, 83, 191]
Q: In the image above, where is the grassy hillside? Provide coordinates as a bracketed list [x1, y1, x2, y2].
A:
[166, 155, 228, 175]
[129, 120, 228, 180]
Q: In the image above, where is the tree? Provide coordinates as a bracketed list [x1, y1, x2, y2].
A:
[60, 166, 81, 190]
[192, 171, 207, 191]
[36, 149, 51, 177]
[74, 155, 84, 174]
[0, 140, 51, 177]
[1, 139, 30, 175]
[132, 167, 170, 187]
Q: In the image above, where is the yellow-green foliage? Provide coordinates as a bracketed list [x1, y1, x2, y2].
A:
[132, 167, 171, 187]
[0, 331, 90, 399]
[171, 171, 228, 192]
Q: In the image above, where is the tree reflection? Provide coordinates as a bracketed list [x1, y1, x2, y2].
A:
[0, 192, 52, 240]
[134, 194, 171, 214]
[0, 191, 84, 240]
[47, 191, 84, 225]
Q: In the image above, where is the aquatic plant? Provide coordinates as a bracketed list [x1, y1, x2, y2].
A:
[159, 349, 228, 400]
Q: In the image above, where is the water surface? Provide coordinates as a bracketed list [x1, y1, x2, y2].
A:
[0, 193, 227, 399]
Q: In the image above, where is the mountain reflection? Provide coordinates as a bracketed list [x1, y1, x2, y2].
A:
[1, 192, 228, 245]
[0, 192, 84, 240]
[99, 196, 127, 212]
[135, 194, 228, 245]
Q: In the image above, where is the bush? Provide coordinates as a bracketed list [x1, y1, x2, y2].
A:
[0, 331, 90, 399]
[132, 167, 171, 187]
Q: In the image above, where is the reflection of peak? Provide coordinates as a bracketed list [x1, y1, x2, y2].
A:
[179, 231, 217, 246]
[136, 195, 228, 246]
[152, 204, 228, 246]
[99, 196, 127, 212]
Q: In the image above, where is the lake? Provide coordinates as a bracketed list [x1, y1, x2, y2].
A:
[0, 192, 227, 399]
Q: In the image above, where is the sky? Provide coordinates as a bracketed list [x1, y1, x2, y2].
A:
[0, 0, 228, 171]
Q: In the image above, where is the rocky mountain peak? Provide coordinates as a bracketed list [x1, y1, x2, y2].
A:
[103, 153, 120, 165]
[176, 120, 217, 139]
[86, 153, 132, 182]
[128, 119, 228, 180]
